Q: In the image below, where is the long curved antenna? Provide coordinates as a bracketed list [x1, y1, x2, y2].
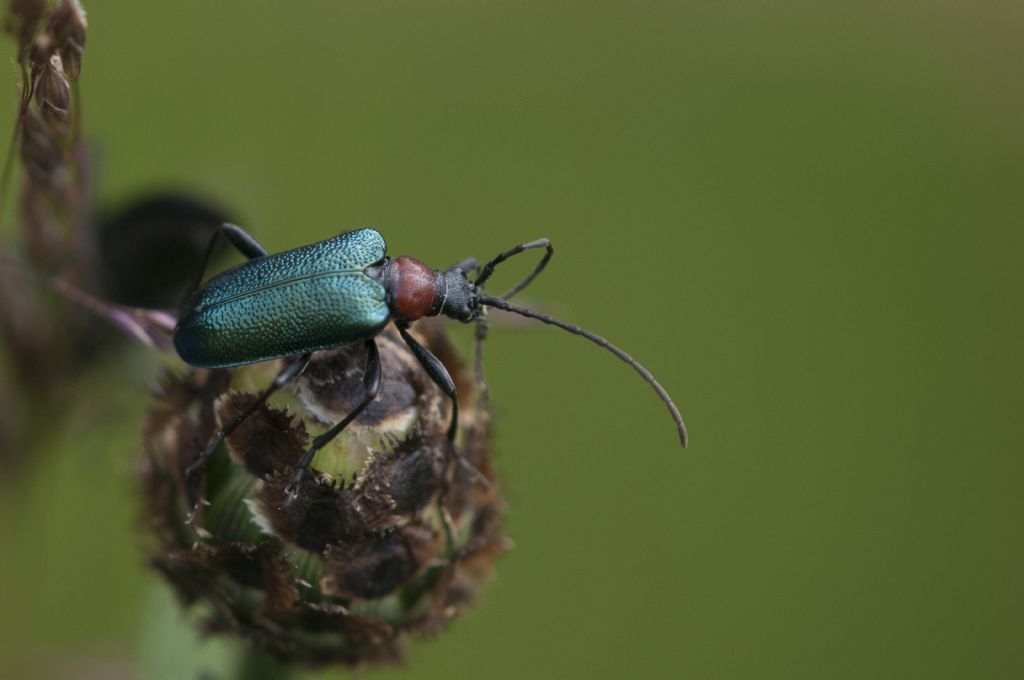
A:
[476, 238, 554, 300]
[479, 294, 688, 447]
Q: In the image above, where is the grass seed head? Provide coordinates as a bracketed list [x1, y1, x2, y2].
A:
[36, 54, 71, 134]
[46, 0, 86, 80]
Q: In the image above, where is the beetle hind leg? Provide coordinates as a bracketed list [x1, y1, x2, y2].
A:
[186, 352, 313, 481]
[284, 339, 382, 505]
[181, 222, 269, 311]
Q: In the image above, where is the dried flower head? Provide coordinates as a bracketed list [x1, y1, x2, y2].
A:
[140, 322, 505, 668]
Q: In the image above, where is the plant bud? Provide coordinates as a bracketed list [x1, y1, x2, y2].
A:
[140, 323, 505, 667]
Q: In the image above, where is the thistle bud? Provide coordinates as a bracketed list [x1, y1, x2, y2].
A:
[140, 323, 505, 667]
[45, 0, 86, 80]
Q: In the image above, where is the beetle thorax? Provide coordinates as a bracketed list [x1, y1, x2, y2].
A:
[389, 256, 442, 321]
[382, 256, 478, 323]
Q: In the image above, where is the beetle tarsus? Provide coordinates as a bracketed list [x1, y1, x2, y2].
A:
[283, 469, 305, 507]
[185, 439, 219, 480]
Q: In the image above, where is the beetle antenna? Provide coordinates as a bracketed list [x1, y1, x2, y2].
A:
[478, 294, 688, 447]
[476, 239, 554, 300]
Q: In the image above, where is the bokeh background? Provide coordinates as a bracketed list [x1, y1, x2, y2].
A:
[1, 1, 1022, 678]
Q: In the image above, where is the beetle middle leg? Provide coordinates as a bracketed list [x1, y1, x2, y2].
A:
[473, 312, 491, 404]
[469, 239, 554, 409]
[186, 352, 313, 480]
[397, 325, 490, 490]
[284, 339, 382, 505]
[183, 222, 297, 483]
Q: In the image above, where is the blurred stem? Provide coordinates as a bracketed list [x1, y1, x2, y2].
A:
[234, 648, 294, 680]
[70, 79, 82, 141]
[0, 118, 20, 226]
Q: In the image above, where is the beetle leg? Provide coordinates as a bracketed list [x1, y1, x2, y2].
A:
[181, 222, 269, 309]
[186, 352, 313, 480]
[473, 312, 490, 404]
[449, 256, 479, 275]
[219, 222, 269, 260]
[284, 339, 382, 505]
[398, 326, 458, 440]
[398, 325, 490, 491]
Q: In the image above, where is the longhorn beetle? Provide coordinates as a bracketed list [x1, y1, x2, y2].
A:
[175, 225, 688, 503]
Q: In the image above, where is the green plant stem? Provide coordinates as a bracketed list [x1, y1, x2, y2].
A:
[234, 648, 295, 680]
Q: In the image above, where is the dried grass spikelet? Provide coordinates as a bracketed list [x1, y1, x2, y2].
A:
[7, 0, 89, 270]
[36, 53, 71, 133]
[46, 0, 86, 80]
[140, 321, 506, 668]
[4, 0, 47, 55]
[1, 0, 88, 267]
[0, 0, 92, 462]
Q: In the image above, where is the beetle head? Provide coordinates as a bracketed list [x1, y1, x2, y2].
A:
[436, 265, 477, 322]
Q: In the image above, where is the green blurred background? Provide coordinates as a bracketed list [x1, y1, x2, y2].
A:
[1, 1, 1022, 678]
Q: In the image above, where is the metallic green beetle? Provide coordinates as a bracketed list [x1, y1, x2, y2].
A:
[176, 224, 687, 502]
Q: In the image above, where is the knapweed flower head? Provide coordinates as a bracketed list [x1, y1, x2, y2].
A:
[140, 322, 506, 667]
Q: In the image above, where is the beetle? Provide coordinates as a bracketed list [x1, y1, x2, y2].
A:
[176, 224, 687, 502]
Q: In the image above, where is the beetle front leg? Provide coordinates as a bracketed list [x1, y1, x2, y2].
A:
[473, 312, 491, 404]
[284, 339, 382, 505]
[398, 325, 490, 490]
[186, 352, 313, 480]
[449, 256, 478, 275]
